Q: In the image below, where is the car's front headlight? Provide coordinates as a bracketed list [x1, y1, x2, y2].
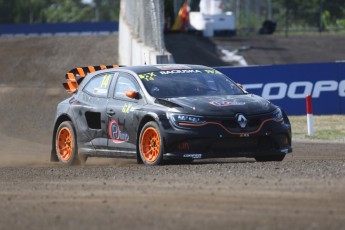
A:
[168, 113, 206, 128]
[272, 108, 283, 122]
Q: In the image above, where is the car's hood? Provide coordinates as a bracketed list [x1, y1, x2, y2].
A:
[159, 94, 275, 116]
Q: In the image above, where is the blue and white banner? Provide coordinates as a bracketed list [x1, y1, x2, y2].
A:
[217, 62, 345, 115]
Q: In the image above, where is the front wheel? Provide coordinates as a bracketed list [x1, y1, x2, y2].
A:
[139, 121, 164, 166]
[255, 154, 286, 162]
[55, 121, 86, 165]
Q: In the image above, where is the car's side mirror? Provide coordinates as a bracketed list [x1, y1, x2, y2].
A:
[125, 90, 139, 99]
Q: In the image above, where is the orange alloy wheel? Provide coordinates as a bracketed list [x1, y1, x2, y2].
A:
[57, 127, 74, 161]
[141, 127, 161, 162]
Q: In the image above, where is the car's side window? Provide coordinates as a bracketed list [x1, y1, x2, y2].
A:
[114, 73, 139, 99]
[83, 73, 113, 97]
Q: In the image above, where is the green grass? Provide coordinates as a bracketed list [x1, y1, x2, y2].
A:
[289, 115, 345, 142]
[273, 29, 345, 36]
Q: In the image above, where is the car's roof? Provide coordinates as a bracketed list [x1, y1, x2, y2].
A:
[115, 64, 213, 74]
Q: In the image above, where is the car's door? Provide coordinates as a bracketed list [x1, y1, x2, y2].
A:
[75, 72, 114, 150]
[107, 72, 145, 154]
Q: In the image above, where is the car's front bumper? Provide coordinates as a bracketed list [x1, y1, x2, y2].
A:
[163, 136, 292, 160]
[159, 117, 292, 160]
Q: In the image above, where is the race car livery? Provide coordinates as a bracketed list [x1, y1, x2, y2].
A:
[51, 64, 292, 165]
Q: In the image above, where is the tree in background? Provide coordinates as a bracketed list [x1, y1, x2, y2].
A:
[93, 0, 120, 22]
[43, 0, 95, 22]
[0, 0, 120, 24]
[271, 0, 345, 30]
[0, 0, 49, 23]
[0, 0, 344, 30]
[322, 0, 345, 28]
[222, 0, 345, 31]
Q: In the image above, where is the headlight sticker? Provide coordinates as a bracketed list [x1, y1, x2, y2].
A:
[169, 113, 205, 126]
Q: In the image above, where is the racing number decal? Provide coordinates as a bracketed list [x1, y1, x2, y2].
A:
[101, 74, 111, 88]
[122, 103, 132, 113]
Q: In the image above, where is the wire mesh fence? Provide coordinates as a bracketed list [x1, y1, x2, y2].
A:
[121, 0, 165, 53]
[214, 0, 345, 34]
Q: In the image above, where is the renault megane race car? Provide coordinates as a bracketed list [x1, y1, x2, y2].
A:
[51, 64, 292, 165]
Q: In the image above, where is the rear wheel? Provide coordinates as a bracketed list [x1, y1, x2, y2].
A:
[255, 154, 285, 162]
[139, 122, 164, 166]
[55, 121, 86, 165]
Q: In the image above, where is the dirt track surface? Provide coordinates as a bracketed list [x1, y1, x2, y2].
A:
[1, 34, 345, 229]
[1, 141, 345, 230]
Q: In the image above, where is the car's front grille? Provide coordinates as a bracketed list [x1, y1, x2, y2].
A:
[221, 119, 238, 129]
[218, 114, 272, 132]
[247, 118, 261, 127]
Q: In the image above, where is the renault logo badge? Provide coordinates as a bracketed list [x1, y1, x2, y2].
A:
[237, 114, 247, 128]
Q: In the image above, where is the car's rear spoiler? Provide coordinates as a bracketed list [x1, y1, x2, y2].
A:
[63, 65, 121, 94]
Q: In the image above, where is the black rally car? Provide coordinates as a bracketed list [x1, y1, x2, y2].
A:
[51, 64, 292, 165]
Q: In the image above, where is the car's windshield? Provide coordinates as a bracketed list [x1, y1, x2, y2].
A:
[138, 68, 245, 98]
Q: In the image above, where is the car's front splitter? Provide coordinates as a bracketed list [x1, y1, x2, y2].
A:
[164, 146, 292, 160]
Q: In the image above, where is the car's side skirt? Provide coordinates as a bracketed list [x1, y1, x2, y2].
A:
[79, 148, 136, 158]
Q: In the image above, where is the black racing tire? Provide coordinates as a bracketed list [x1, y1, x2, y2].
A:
[255, 154, 286, 162]
[139, 121, 164, 166]
[136, 152, 144, 164]
[55, 121, 86, 165]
